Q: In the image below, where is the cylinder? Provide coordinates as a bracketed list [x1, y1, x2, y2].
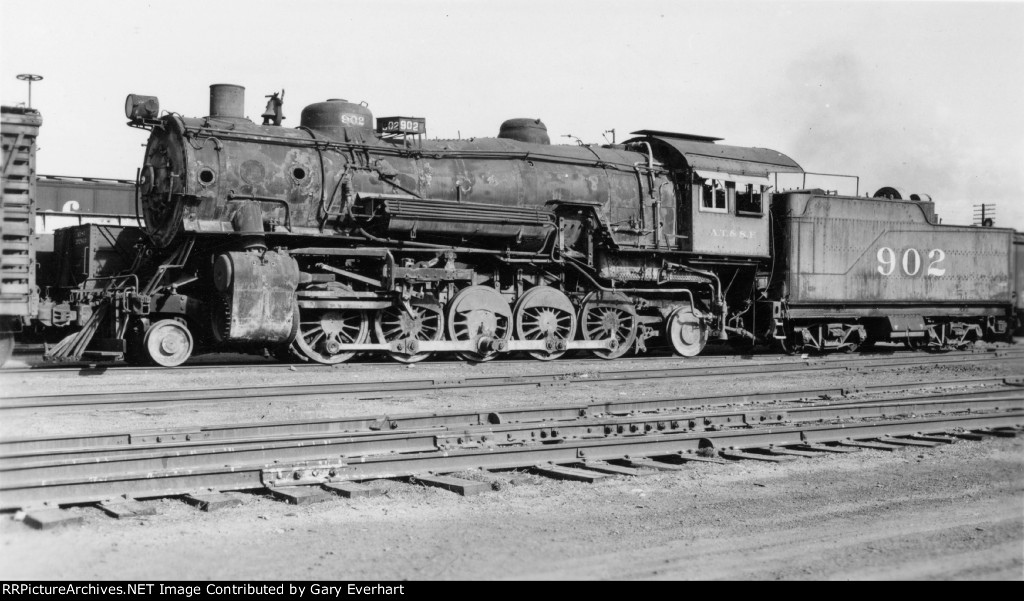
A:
[209, 84, 246, 120]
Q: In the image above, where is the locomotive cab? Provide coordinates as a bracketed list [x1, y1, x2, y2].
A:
[686, 171, 772, 257]
[626, 131, 802, 258]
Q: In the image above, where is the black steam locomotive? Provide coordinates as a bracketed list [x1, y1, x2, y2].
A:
[30, 84, 1019, 366]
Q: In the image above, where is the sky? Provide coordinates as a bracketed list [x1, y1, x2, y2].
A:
[2, 0, 1022, 229]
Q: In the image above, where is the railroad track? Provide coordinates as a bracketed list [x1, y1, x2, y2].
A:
[2, 349, 1021, 412]
[8, 344, 773, 374]
[5, 343, 1020, 376]
[3, 379, 1022, 521]
[1, 375, 1020, 455]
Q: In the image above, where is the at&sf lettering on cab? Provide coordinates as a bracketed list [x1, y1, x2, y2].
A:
[3, 83, 1017, 367]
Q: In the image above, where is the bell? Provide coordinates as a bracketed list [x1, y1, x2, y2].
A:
[262, 90, 285, 126]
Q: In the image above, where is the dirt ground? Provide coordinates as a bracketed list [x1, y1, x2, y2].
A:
[0, 345, 1022, 580]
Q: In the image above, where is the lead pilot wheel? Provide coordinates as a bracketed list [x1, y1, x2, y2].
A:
[143, 319, 194, 367]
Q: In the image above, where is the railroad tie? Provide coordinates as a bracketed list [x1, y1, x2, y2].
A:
[948, 432, 987, 441]
[674, 453, 730, 465]
[621, 457, 690, 471]
[267, 486, 332, 505]
[414, 474, 492, 496]
[321, 481, 384, 499]
[791, 443, 861, 453]
[571, 460, 643, 477]
[834, 440, 903, 452]
[762, 447, 823, 458]
[903, 434, 958, 444]
[876, 437, 941, 448]
[531, 464, 609, 483]
[96, 499, 156, 519]
[973, 427, 1021, 438]
[182, 492, 245, 512]
[719, 449, 797, 463]
[22, 508, 83, 530]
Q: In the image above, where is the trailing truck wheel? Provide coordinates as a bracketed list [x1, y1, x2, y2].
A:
[293, 309, 369, 364]
[513, 286, 577, 361]
[143, 319, 194, 367]
[579, 292, 637, 359]
[0, 331, 13, 368]
[374, 300, 444, 364]
[665, 307, 708, 358]
[446, 285, 512, 362]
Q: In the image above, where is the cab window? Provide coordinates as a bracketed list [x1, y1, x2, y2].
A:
[699, 179, 729, 213]
[736, 184, 763, 215]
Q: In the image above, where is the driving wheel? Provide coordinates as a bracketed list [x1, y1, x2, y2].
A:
[293, 308, 369, 364]
[446, 285, 512, 361]
[579, 291, 636, 359]
[513, 286, 577, 361]
[374, 299, 444, 363]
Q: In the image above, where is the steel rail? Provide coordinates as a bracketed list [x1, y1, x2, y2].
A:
[4, 393, 1019, 509]
[2, 352, 1019, 412]
[1, 375, 1020, 456]
[1, 408, 1019, 509]
[4, 387, 1022, 471]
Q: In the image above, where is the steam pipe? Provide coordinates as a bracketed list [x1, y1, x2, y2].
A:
[355, 228, 544, 257]
[562, 258, 697, 303]
[226, 193, 292, 231]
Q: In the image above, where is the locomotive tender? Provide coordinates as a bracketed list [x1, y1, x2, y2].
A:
[17, 84, 1020, 366]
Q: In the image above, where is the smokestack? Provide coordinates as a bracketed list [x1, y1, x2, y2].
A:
[209, 84, 247, 121]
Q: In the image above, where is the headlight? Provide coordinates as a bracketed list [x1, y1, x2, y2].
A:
[125, 94, 160, 121]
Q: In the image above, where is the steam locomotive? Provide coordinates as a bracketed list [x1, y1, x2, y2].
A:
[21, 84, 1021, 366]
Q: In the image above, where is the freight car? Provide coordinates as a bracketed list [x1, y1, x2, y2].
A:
[37, 174, 136, 217]
[31, 175, 139, 293]
[1016, 232, 1024, 334]
[2, 105, 140, 365]
[8, 84, 1021, 367]
[0, 105, 41, 366]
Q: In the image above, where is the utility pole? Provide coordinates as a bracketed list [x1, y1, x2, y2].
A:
[973, 203, 996, 227]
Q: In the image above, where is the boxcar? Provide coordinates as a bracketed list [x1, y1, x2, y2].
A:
[1015, 232, 1024, 333]
[0, 105, 42, 365]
